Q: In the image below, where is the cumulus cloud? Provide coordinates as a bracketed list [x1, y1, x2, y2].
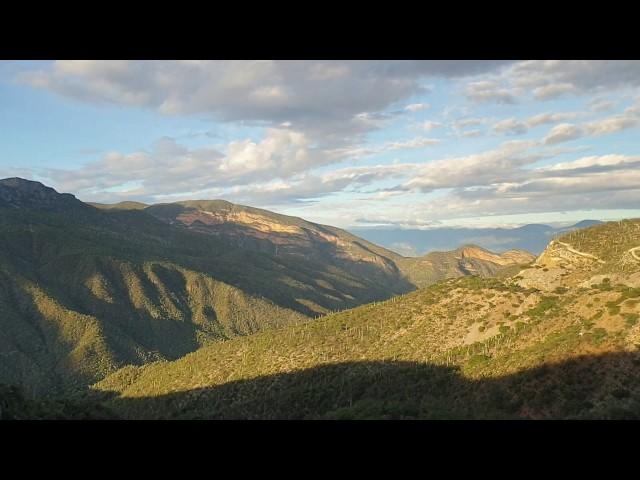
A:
[460, 129, 483, 138]
[464, 80, 517, 104]
[589, 98, 616, 112]
[18, 60, 511, 145]
[451, 117, 488, 137]
[405, 103, 430, 112]
[418, 121, 444, 131]
[413, 188, 640, 221]
[10, 60, 640, 225]
[462, 60, 640, 104]
[492, 118, 528, 135]
[44, 129, 331, 200]
[404, 140, 540, 191]
[532, 83, 576, 100]
[525, 112, 582, 128]
[514, 60, 640, 94]
[543, 123, 584, 144]
[539, 154, 640, 173]
[455, 117, 486, 128]
[541, 112, 638, 144]
[392, 152, 640, 222]
[385, 137, 441, 150]
[221, 163, 420, 205]
[584, 114, 638, 136]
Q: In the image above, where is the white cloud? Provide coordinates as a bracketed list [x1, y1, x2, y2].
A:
[391, 152, 640, 222]
[543, 123, 584, 144]
[588, 98, 616, 112]
[460, 129, 483, 138]
[532, 83, 576, 100]
[220, 128, 318, 180]
[525, 112, 581, 128]
[221, 163, 420, 205]
[492, 118, 528, 135]
[385, 137, 440, 150]
[464, 80, 517, 104]
[43, 129, 337, 201]
[462, 60, 640, 105]
[455, 117, 486, 128]
[418, 121, 444, 131]
[584, 114, 638, 136]
[11, 60, 640, 224]
[405, 103, 430, 112]
[404, 140, 539, 191]
[18, 60, 510, 148]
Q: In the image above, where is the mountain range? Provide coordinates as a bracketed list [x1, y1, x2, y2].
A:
[2, 177, 638, 420]
[350, 220, 604, 256]
[84, 218, 640, 419]
[0, 178, 532, 398]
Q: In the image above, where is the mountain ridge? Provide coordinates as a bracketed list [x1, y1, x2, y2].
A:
[0, 177, 532, 397]
[89, 219, 640, 420]
[350, 220, 606, 256]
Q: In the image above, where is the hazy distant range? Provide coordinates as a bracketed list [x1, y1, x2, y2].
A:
[349, 220, 603, 257]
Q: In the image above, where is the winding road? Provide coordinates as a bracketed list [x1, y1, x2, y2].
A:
[549, 241, 640, 265]
[554, 241, 606, 264]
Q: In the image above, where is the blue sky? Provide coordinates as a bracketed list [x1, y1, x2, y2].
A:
[1, 60, 639, 228]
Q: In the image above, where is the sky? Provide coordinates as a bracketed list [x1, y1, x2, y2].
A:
[1, 60, 640, 229]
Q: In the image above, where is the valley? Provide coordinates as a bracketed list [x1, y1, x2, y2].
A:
[0, 178, 531, 398]
[1, 178, 638, 419]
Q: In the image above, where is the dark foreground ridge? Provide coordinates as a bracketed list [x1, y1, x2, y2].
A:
[3, 351, 640, 420]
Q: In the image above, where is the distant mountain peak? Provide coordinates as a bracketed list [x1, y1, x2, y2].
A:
[571, 219, 603, 228]
[0, 177, 80, 210]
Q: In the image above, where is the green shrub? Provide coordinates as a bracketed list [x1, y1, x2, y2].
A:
[624, 313, 639, 327]
[467, 354, 491, 368]
[590, 328, 608, 345]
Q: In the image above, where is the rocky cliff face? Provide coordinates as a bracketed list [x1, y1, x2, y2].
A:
[146, 200, 408, 287]
[145, 201, 537, 290]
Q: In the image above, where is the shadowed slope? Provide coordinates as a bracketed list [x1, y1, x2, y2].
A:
[4, 352, 640, 420]
[100, 353, 640, 420]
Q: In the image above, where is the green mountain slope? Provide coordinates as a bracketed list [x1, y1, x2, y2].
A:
[90, 220, 640, 419]
[0, 178, 533, 399]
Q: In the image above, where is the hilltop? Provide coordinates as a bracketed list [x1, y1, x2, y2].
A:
[0, 178, 87, 211]
[88, 201, 149, 211]
[516, 218, 640, 291]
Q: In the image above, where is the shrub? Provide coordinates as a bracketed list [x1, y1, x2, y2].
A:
[590, 328, 608, 345]
[624, 313, 639, 327]
[467, 354, 491, 368]
[611, 388, 631, 399]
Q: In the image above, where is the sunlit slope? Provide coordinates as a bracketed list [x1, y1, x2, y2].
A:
[145, 200, 534, 289]
[395, 245, 534, 286]
[94, 220, 640, 419]
[0, 179, 536, 398]
[516, 218, 640, 291]
[0, 221, 306, 396]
